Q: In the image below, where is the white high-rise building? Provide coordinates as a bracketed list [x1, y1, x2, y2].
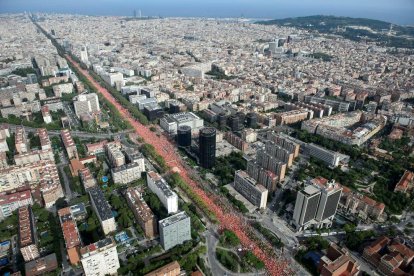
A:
[146, 171, 178, 214]
[88, 187, 116, 235]
[80, 46, 89, 64]
[159, 212, 191, 250]
[80, 237, 120, 276]
[74, 93, 100, 117]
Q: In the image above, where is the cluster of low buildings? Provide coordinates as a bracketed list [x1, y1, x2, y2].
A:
[16, 205, 58, 276]
[302, 111, 387, 146]
[0, 126, 63, 209]
[394, 170, 414, 194]
[363, 236, 414, 275]
[338, 186, 385, 221]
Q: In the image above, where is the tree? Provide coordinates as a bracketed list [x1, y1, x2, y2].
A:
[118, 213, 132, 228]
[343, 223, 356, 233]
[110, 195, 123, 210]
[220, 230, 240, 247]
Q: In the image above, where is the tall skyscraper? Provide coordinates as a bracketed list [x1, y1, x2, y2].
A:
[199, 127, 216, 169]
[293, 177, 342, 231]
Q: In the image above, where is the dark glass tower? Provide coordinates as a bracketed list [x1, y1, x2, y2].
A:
[246, 112, 257, 128]
[199, 127, 216, 169]
[177, 125, 192, 147]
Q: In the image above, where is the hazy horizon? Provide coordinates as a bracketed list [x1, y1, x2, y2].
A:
[1, 0, 414, 25]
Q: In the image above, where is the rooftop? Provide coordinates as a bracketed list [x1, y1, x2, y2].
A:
[159, 211, 189, 228]
[24, 253, 57, 275]
[111, 162, 140, 173]
[148, 171, 176, 198]
[167, 112, 200, 124]
[80, 237, 116, 258]
[88, 187, 114, 221]
[125, 187, 155, 222]
[18, 206, 35, 247]
[61, 129, 75, 148]
[0, 190, 31, 206]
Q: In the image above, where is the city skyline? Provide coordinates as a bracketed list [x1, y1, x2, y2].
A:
[1, 0, 414, 25]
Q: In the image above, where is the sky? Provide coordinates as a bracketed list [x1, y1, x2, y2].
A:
[1, 0, 414, 25]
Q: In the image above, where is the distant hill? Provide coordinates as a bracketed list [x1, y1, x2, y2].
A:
[256, 15, 414, 49]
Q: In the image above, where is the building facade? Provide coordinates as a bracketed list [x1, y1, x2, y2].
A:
[111, 161, 144, 185]
[293, 178, 342, 231]
[61, 129, 78, 160]
[125, 187, 157, 239]
[159, 212, 191, 250]
[199, 127, 216, 169]
[0, 190, 32, 220]
[80, 237, 120, 276]
[233, 170, 268, 209]
[147, 171, 178, 214]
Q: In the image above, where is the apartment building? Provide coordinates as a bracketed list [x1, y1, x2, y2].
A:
[14, 149, 54, 166]
[0, 124, 10, 140]
[24, 253, 58, 276]
[58, 207, 81, 265]
[304, 96, 354, 113]
[224, 132, 248, 152]
[88, 187, 116, 235]
[233, 170, 268, 209]
[0, 161, 63, 207]
[80, 237, 120, 276]
[61, 129, 78, 159]
[147, 171, 178, 214]
[111, 162, 144, 185]
[274, 109, 309, 126]
[86, 140, 108, 155]
[18, 206, 39, 262]
[52, 83, 73, 97]
[256, 150, 287, 181]
[253, 167, 278, 193]
[159, 212, 191, 250]
[265, 141, 294, 167]
[301, 111, 387, 146]
[0, 190, 33, 220]
[145, 261, 181, 276]
[268, 133, 300, 158]
[303, 143, 349, 168]
[105, 142, 125, 168]
[15, 126, 29, 154]
[37, 128, 51, 150]
[241, 128, 257, 143]
[339, 186, 385, 221]
[79, 167, 97, 191]
[394, 170, 414, 194]
[125, 187, 157, 239]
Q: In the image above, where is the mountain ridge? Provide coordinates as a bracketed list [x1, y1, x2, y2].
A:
[256, 15, 414, 49]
